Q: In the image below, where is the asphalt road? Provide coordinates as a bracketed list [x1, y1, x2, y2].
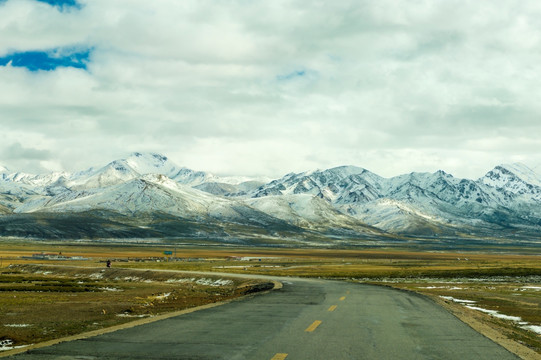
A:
[10, 278, 519, 360]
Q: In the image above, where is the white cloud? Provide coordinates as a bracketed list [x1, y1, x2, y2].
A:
[1, 0, 541, 179]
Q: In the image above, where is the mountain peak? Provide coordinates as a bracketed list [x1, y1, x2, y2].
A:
[123, 152, 178, 176]
[483, 163, 541, 187]
[131, 152, 168, 162]
[327, 165, 368, 176]
[435, 169, 450, 176]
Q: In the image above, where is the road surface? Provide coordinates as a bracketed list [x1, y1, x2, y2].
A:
[10, 277, 518, 359]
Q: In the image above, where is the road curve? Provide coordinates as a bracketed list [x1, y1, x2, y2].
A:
[9, 277, 518, 360]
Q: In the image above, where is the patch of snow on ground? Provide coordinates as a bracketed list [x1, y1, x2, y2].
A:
[442, 297, 541, 336]
[33, 270, 52, 275]
[99, 287, 122, 292]
[165, 278, 195, 284]
[164, 277, 233, 286]
[155, 292, 171, 300]
[419, 286, 463, 290]
[440, 296, 476, 304]
[465, 305, 522, 322]
[4, 324, 31, 328]
[165, 278, 193, 283]
[520, 286, 541, 291]
[195, 278, 234, 287]
[520, 324, 541, 335]
[89, 273, 103, 279]
[116, 313, 153, 318]
[0, 339, 29, 352]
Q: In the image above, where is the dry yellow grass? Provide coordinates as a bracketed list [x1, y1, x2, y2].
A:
[0, 263, 271, 352]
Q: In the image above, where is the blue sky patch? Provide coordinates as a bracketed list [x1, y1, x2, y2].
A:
[0, 0, 81, 10]
[0, 48, 91, 72]
[36, 0, 80, 9]
[277, 70, 307, 81]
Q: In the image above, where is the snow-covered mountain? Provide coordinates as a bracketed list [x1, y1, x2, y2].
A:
[66, 152, 267, 190]
[0, 153, 254, 192]
[193, 180, 266, 197]
[66, 153, 209, 189]
[1, 171, 69, 189]
[480, 164, 541, 202]
[241, 163, 541, 237]
[1, 153, 540, 243]
[245, 193, 382, 237]
[18, 173, 268, 223]
[250, 166, 378, 200]
[482, 163, 541, 187]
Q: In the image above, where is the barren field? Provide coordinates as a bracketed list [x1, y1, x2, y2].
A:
[0, 262, 271, 354]
[0, 241, 539, 357]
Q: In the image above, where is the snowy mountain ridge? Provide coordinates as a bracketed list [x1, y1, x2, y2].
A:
[1, 152, 541, 242]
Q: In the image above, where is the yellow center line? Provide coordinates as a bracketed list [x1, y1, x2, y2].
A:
[271, 353, 288, 360]
[339, 296, 346, 301]
[305, 320, 322, 332]
[328, 305, 337, 312]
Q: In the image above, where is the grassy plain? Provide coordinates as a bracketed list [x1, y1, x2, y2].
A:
[0, 243, 271, 355]
[0, 241, 540, 357]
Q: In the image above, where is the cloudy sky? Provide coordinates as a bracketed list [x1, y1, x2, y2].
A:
[1, 0, 540, 180]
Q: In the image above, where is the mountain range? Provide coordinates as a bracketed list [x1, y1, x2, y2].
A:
[1, 152, 541, 246]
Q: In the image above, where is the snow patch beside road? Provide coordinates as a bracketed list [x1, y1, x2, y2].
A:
[0, 339, 29, 352]
[439, 296, 476, 304]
